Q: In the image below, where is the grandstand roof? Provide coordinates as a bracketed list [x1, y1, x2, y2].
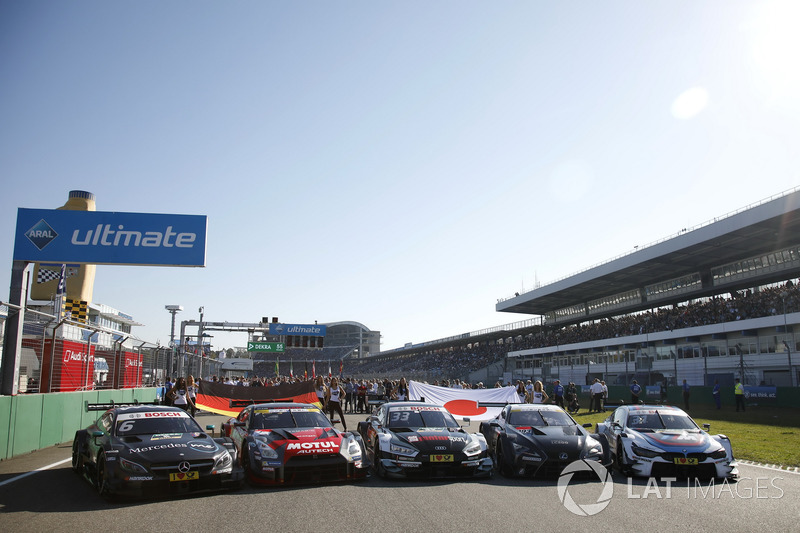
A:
[497, 188, 800, 320]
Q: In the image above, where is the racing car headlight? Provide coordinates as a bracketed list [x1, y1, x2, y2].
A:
[257, 440, 279, 459]
[631, 443, 660, 458]
[347, 442, 361, 455]
[389, 443, 418, 457]
[213, 452, 233, 473]
[585, 444, 603, 459]
[120, 457, 148, 474]
[463, 441, 482, 456]
[709, 448, 728, 460]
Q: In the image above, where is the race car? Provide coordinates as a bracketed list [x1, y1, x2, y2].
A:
[72, 402, 244, 499]
[221, 402, 369, 485]
[595, 404, 738, 479]
[357, 401, 493, 479]
[479, 404, 606, 477]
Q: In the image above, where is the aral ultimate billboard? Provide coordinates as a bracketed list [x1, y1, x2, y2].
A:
[13, 208, 207, 266]
[269, 323, 327, 337]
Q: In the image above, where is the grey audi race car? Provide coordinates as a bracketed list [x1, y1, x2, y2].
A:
[72, 402, 244, 499]
[479, 404, 606, 477]
[357, 402, 493, 479]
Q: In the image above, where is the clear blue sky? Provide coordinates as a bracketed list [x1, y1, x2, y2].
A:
[1, 1, 798, 353]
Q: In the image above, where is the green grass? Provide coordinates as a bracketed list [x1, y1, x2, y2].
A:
[571, 405, 800, 468]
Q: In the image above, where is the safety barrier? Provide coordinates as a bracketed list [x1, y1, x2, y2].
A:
[0, 387, 157, 461]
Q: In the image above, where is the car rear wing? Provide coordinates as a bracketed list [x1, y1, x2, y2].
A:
[84, 400, 160, 412]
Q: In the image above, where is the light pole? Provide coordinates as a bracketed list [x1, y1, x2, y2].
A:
[165, 305, 182, 378]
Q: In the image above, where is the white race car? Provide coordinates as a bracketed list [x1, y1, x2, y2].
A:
[596, 404, 738, 479]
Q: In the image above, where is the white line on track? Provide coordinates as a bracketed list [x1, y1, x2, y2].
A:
[738, 460, 800, 475]
[0, 457, 71, 488]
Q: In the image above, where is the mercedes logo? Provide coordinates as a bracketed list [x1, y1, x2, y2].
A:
[178, 461, 191, 473]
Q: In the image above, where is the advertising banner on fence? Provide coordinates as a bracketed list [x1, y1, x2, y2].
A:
[408, 380, 521, 421]
[196, 380, 319, 417]
[743, 385, 778, 402]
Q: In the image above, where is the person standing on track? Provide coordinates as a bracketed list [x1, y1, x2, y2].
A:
[630, 379, 642, 405]
[315, 376, 327, 412]
[531, 380, 549, 404]
[552, 380, 564, 408]
[392, 377, 410, 401]
[326, 377, 347, 431]
[187, 375, 198, 417]
[344, 378, 355, 413]
[169, 377, 194, 414]
[734, 378, 746, 412]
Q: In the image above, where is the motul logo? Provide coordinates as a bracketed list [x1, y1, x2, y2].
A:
[286, 441, 336, 450]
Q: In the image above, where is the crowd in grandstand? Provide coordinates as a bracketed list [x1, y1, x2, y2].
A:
[344, 280, 800, 380]
[240, 281, 799, 384]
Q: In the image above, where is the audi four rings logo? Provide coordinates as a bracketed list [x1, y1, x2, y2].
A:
[435, 446, 446, 451]
[178, 461, 191, 473]
[557, 459, 613, 516]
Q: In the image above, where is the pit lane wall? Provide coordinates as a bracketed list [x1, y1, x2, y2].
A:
[0, 387, 157, 461]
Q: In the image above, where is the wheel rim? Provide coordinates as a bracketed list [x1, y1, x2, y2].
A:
[96, 455, 108, 495]
[71, 442, 80, 472]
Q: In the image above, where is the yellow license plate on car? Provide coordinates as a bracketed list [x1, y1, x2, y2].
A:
[169, 471, 199, 482]
[673, 458, 698, 465]
[430, 455, 454, 463]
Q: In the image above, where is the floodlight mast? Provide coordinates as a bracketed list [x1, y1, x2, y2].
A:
[165, 305, 183, 376]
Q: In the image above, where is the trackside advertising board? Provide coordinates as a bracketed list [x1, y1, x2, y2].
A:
[13, 208, 207, 266]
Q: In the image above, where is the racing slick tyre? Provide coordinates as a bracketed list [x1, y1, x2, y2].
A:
[71, 438, 84, 475]
[95, 452, 114, 500]
[615, 438, 632, 477]
[595, 434, 612, 471]
[373, 442, 388, 479]
[494, 440, 513, 478]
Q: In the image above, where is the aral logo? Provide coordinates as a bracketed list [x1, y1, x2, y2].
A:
[25, 219, 58, 250]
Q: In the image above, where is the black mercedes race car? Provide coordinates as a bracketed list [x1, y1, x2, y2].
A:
[72, 402, 244, 499]
[357, 401, 493, 479]
[479, 404, 606, 477]
[221, 402, 370, 485]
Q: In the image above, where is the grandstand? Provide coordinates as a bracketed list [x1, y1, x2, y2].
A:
[349, 188, 800, 388]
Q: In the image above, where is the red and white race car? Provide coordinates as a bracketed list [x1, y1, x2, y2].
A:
[222, 402, 369, 485]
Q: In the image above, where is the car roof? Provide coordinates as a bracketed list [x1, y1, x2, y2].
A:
[250, 402, 320, 410]
[508, 404, 563, 411]
[385, 401, 444, 409]
[626, 405, 686, 414]
[111, 405, 184, 415]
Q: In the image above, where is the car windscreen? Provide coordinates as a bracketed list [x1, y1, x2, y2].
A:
[387, 408, 459, 429]
[115, 412, 201, 436]
[508, 409, 576, 427]
[251, 409, 332, 429]
[627, 412, 698, 430]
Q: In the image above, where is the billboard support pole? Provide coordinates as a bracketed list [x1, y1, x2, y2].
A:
[1, 261, 31, 396]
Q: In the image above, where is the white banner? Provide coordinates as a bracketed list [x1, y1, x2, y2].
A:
[408, 381, 521, 421]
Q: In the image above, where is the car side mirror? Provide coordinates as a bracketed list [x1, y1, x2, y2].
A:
[234, 421, 246, 427]
[582, 423, 592, 428]
[91, 430, 104, 438]
[702, 423, 710, 431]
[462, 417, 471, 425]
[206, 424, 215, 431]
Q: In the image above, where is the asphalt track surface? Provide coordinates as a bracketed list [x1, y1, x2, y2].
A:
[1, 411, 798, 533]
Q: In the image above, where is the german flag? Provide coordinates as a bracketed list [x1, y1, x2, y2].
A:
[196, 380, 318, 417]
